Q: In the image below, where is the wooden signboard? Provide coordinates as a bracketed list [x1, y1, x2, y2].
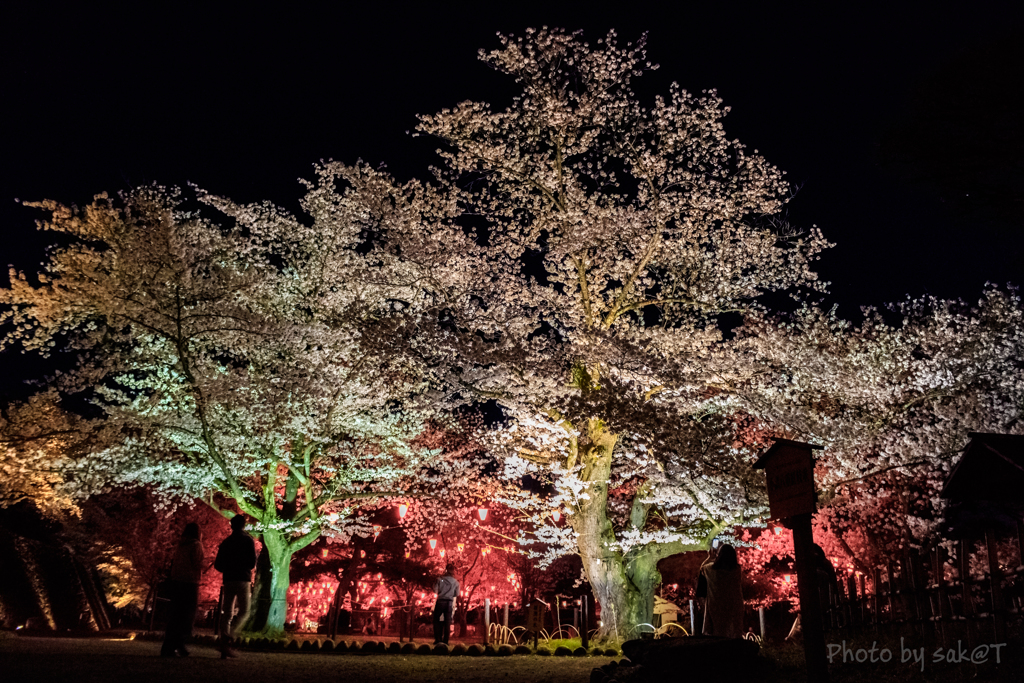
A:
[754, 438, 829, 683]
[526, 602, 545, 633]
[753, 438, 820, 520]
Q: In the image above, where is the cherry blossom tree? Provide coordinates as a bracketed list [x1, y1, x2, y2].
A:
[736, 287, 1024, 552]
[0, 167, 452, 635]
[385, 28, 832, 641]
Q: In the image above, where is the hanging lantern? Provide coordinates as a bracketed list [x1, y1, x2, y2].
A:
[360, 550, 366, 558]
[457, 543, 464, 552]
[429, 538, 437, 551]
[774, 526, 783, 536]
[405, 551, 410, 559]
[398, 503, 408, 519]
[439, 549, 446, 558]
[322, 549, 329, 558]
[784, 574, 792, 583]
[552, 510, 561, 522]
[478, 507, 488, 521]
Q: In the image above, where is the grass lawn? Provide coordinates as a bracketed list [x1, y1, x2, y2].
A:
[0, 632, 614, 683]
[2, 631, 1018, 683]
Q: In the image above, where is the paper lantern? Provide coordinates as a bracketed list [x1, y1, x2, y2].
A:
[429, 538, 437, 551]
[457, 543, 464, 552]
[478, 507, 488, 521]
[398, 503, 408, 518]
[552, 510, 561, 522]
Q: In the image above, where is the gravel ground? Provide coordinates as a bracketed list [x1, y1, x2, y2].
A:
[0, 633, 615, 683]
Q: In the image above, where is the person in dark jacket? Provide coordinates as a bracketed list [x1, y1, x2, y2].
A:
[214, 514, 257, 658]
[161, 522, 204, 657]
[698, 543, 744, 638]
[432, 563, 460, 645]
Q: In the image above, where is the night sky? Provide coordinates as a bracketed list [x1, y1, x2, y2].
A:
[2, 2, 1022, 398]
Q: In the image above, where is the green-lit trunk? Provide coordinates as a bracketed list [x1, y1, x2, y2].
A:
[244, 528, 295, 637]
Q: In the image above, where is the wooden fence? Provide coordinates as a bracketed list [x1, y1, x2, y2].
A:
[822, 521, 1023, 646]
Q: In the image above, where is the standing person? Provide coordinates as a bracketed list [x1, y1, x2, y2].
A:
[214, 514, 257, 659]
[699, 543, 744, 638]
[432, 563, 460, 645]
[161, 522, 204, 657]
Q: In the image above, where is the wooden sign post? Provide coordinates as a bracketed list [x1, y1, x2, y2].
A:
[526, 600, 545, 649]
[754, 439, 829, 683]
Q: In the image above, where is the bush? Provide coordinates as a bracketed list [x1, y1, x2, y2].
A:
[450, 644, 468, 656]
[554, 646, 572, 657]
[536, 646, 552, 656]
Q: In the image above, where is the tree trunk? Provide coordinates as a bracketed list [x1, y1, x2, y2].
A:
[244, 529, 295, 637]
[571, 417, 710, 643]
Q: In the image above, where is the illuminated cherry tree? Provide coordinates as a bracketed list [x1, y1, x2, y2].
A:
[386, 28, 832, 640]
[0, 167, 455, 635]
[736, 287, 1024, 552]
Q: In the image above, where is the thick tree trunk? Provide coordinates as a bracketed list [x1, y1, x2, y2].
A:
[571, 417, 710, 643]
[244, 529, 295, 637]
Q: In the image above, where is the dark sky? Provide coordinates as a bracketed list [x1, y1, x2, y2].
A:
[2, 2, 1022, 395]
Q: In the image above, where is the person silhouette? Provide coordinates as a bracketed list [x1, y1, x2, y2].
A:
[698, 543, 744, 638]
[432, 563, 460, 644]
[214, 514, 257, 659]
[161, 522, 204, 657]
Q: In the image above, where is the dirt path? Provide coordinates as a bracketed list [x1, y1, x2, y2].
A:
[0, 634, 613, 683]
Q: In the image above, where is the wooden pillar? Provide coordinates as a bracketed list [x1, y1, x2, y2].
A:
[581, 596, 589, 649]
[759, 607, 766, 642]
[791, 512, 830, 683]
[846, 574, 858, 626]
[872, 568, 882, 627]
[958, 539, 974, 619]
[886, 562, 899, 623]
[689, 599, 697, 635]
[933, 545, 949, 648]
[984, 530, 1006, 643]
